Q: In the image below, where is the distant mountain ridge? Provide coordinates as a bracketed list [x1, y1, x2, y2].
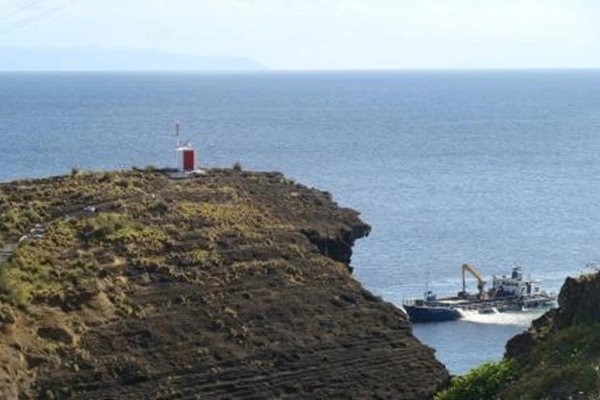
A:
[0, 46, 267, 71]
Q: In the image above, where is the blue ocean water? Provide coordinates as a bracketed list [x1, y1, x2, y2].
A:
[2, 71, 600, 374]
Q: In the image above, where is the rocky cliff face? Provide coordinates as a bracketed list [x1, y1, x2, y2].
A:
[0, 169, 449, 399]
[503, 272, 600, 397]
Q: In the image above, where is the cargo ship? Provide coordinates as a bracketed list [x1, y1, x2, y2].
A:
[402, 264, 556, 323]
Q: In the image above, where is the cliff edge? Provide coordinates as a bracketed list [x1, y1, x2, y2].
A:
[0, 169, 449, 399]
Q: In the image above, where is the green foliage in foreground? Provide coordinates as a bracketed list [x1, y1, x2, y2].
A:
[502, 323, 600, 399]
[435, 359, 520, 400]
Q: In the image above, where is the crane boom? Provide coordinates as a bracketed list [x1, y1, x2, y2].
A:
[461, 263, 487, 298]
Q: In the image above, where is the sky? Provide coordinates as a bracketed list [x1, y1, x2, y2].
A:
[0, 0, 599, 70]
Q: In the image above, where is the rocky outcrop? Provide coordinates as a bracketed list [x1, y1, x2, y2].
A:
[0, 169, 449, 399]
[551, 274, 600, 328]
[503, 271, 600, 397]
[506, 272, 600, 361]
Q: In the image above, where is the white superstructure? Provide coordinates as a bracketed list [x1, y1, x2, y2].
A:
[492, 267, 542, 298]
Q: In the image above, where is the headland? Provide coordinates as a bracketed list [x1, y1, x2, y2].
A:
[0, 168, 449, 398]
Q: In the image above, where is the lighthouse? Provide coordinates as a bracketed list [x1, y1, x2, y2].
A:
[174, 123, 197, 173]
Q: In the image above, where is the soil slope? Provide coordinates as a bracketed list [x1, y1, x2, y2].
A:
[0, 169, 449, 399]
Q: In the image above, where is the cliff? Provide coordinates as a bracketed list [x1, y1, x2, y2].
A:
[501, 271, 600, 398]
[0, 169, 449, 399]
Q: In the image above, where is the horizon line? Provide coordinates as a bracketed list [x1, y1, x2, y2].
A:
[2, 67, 600, 73]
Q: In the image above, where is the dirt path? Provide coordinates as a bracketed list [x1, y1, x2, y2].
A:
[0, 245, 14, 264]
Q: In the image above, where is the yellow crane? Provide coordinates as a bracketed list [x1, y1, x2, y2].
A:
[460, 263, 488, 299]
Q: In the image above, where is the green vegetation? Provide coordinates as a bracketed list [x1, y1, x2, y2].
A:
[176, 201, 261, 226]
[502, 324, 600, 399]
[0, 219, 95, 306]
[436, 323, 600, 399]
[435, 359, 520, 400]
[0, 168, 341, 308]
[0, 171, 156, 306]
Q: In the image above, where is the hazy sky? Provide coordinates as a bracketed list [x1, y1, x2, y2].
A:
[0, 0, 599, 69]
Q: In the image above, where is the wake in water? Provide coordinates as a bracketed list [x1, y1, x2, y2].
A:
[457, 308, 548, 326]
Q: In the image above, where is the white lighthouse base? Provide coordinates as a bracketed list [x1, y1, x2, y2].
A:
[168, 168, 206, 179]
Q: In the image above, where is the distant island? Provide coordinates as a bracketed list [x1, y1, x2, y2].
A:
[0, 46, 267, 71]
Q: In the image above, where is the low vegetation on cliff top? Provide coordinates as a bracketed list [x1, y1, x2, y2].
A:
[0, 168, 347, 308]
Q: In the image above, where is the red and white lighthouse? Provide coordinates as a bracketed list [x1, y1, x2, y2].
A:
[175, 123, 197, 173]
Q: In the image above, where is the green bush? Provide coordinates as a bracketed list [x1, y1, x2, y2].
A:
[148, 200, 169, 214]
[0, 261, 32, 306]
[435, 359, 521, 400]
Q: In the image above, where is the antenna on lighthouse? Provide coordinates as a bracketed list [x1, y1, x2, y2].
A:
[170, 121, 202, 176]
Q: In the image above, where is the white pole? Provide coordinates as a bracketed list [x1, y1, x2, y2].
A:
[174, 122, 180, 170]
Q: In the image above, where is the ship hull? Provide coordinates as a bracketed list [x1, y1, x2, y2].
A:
[402, 304, 462, 323]
[403, 296, 555, 323]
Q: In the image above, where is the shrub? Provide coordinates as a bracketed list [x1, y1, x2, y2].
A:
[10, 284, 32, 306]
[232, 162, 242, 171]
[148, 200, 169, 214]
[0, 262, 31, 306]
[435, 359, 521, 400]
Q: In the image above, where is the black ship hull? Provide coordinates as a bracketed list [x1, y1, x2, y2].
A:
[403, 296, 555, 323]
[402, 304, 461, 323]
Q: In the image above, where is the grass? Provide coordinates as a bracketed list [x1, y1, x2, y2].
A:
[0, 170, 268, 305]
[177, 201, 262, 227]
[0, 168, 353, 312]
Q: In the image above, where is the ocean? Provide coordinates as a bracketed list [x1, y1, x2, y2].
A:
[2, 71, 600, 374]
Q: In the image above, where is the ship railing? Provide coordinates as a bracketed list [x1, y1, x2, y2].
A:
[457, 300, 515, 311]
[402, 299, 455, 309]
